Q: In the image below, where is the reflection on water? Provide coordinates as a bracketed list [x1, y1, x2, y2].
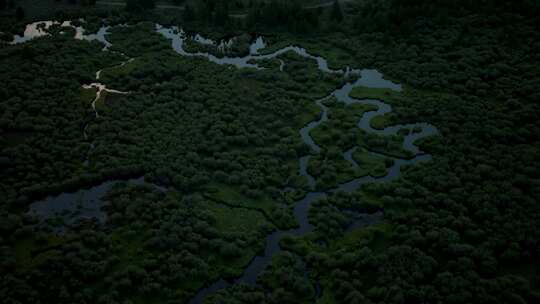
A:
[10, 20, 111, 49]
[250, 37, 266, 54]
[29, 177, 143, 230]
[11, 21, 56, 44]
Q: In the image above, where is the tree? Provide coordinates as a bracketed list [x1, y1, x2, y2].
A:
[15, 6, 24, 21]
[330, 0, 343, 22]
[141, 0, 155, 9]
[196, 1, 211, 24]
[0, 0, 5, 10]
[183, 4, 195, 22]
[214, 1, 229, 26]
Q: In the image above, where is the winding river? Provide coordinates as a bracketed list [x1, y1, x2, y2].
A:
[155, 26, 438, 303]
[15, 22, 438, 303]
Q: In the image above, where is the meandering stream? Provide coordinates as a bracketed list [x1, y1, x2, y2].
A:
[155, 26, 438, 303]
[15, 22, 438, 303]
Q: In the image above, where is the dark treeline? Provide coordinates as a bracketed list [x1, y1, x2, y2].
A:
[125, 0, 155, 12]
[181, 0, 322, 33]
[354, 0, 540, 34]
[244, 0, 320, 33]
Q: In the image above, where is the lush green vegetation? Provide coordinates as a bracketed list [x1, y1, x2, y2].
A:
[305, 99, 397, 189]
[0, 18, 343, 302]
[1, 0, 539, 303]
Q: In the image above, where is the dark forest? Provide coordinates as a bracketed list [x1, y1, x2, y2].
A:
[1, 1, 539, 303]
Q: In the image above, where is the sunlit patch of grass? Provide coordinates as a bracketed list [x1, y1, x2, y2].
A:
[370, 113, 395, 130]
[331, 221, 392, 251]
[349, 86, 402, 102]
[203, 199, 271, 233]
